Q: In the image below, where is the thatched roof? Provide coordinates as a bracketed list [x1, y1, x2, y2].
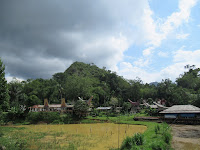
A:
[160, 105, 200, 114]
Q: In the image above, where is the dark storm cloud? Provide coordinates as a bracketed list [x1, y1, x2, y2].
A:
[0, 0, 147, 80]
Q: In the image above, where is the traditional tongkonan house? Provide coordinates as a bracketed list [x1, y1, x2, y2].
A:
[29, 98, 74, 113]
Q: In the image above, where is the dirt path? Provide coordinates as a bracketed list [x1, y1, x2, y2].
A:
[171, 125, 200, 150]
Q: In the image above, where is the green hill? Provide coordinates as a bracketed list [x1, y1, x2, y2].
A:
[53, 62, 131, 106]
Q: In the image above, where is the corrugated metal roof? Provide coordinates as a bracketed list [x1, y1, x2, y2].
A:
[49, 104, 61, 108]
[30, 104, 73, 108]
[30, 105, 44, 108]
[149, 105, 158, 109]
[160, 105, 200, 114]
[96, 107, 112, 110]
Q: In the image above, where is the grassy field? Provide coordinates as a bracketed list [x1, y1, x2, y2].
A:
[0, 114, 172, 150]
[87, 115, 173, 150]
[0, 123, 146, 150]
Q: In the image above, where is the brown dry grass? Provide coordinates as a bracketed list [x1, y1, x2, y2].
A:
[11, 123, 147, 150]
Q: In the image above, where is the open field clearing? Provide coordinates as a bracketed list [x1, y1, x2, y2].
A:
[2, 123, 147, 150]
[171, 125, 200, 150]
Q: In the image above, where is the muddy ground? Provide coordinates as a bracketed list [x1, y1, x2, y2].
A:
[171, 125, 200, 150]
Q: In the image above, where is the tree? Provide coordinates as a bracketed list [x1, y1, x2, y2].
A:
[8, 78, 26, 108]
[0, 58, 9, 111]
[176, 66, 200, 91]
[109, 97, 118, 108]
[73, 100, 89, 118]
[122, 102, 131, 114]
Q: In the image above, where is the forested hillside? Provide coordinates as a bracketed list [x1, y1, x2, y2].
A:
[1, 60, 200, 113]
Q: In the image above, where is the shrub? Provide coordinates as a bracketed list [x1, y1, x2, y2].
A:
[60, 114, 73, 124]
[163, 132, 171, 144]
[51, 120, 62, 124]
[26, 112, 42, 124]
[15, 139, 27, 150]
[0, 131, 3, 138]
[133, 133, 144, 146]
[42, 112, 60, 123]
[120, 133, 144, 150]
[26, 112, 60, 124]
[155, 125, 160, 135]
[120, 136, 133, 150]
[151, 143, 162, 150]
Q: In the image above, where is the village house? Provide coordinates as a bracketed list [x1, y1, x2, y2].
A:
[159, 105, 200, 119]
[29, 98, 74, 113]
[159, 105, 200, 124]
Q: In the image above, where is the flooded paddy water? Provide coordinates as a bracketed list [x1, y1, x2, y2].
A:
[8, 123, 147, 150]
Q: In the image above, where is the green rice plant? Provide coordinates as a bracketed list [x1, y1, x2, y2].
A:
[151, 142, 162, 150]
[120, 136, 133, 150]
[155, 125, 160, 135]
[0, 130, 3, 137]
[15, 139, 28, 150]
[163, 132, 171, 144]
[133, 133, 144, 146]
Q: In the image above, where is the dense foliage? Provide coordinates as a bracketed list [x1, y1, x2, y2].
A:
[0, 58, 9, 111]
[1, 60, 200, 117]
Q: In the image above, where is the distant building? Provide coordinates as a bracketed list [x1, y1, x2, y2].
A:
[153, 102, 168, 111]
[160, 105, 200, 119]
[29, 98, 74, 113]
[96, 107, 112, 111]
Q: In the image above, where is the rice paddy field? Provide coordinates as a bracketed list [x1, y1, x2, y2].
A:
[1, 123, 147, 150]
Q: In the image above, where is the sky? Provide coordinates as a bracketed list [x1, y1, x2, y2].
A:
[1, 0, 200, 83]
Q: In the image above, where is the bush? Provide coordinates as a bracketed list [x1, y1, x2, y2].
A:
[151, 143, 162, 150]
[0, 112, 8, 125]
[42, 112, 60, 123]
[120, 133, 144, 150]
[26, 112, 42, 124]
[133, 133, 144, 146]
[151, 142, 170, 150]
[0, 131, 3, 138]
[60, 114, 73, 124]
[7, 107, 24, 122]
[120, 136, 133, 150]
[51, 120, 62, 124]
[163, 132, 171, 144]
[108, 112, 117, 117]
[155, 125, 160, 135]
[15, 139, 27, 150]
[26, 112, 60, 124]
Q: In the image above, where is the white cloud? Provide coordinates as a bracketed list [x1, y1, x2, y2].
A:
[176, 33, 189, 39]
[174, 49, 200, 64]
[134, 57, 151, 68]
[5, 75, 24, 83]
[118, 62, 161, 83]
[142, 47, 154, 56]
[144, 0, 197, 49]
[158, 51, 169, 58]
[119, 49, 200, 83]
[159, 49, 200, 81]
[133, 0, 197, 71]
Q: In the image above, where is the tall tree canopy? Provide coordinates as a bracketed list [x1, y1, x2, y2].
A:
[0, 58, 9, 111]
